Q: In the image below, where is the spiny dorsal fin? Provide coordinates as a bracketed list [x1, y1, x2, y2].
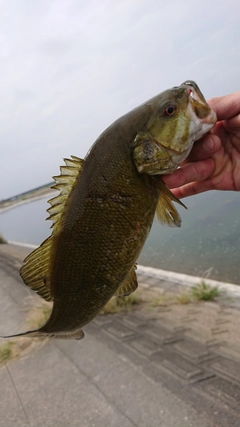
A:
[47, 156, 84, 233]
[20, 156, 84, 301]
[155, 179, 187, 227]
[114, 265, 138, 296]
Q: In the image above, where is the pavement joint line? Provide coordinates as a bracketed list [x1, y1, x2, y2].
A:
[54, 342, 139, 427]
[2, 243, 240, 426]
[0, 351, 32, 427]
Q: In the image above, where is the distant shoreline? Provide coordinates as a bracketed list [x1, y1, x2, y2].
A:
[0, 188, 57, 214]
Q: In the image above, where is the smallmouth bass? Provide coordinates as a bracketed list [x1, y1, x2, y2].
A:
[4, 81, 216, 339]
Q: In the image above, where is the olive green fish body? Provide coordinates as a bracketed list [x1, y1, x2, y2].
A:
[3, 81, 217, 339]
[46, 109, 160, 334]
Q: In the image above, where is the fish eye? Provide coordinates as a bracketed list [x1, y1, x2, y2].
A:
[164, 105, 176, 116]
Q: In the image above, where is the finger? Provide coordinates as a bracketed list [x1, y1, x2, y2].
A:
[208, 91, 240, 121]
[163, 158, 215, 189]
[223, 113, 240, 133]
[186, 134, 221, 163]
[170, 179, 214, 199]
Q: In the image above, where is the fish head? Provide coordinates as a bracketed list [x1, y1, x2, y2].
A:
[133, 80, 217, 175]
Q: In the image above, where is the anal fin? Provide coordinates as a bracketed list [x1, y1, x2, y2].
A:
[114, 265, 138, 296]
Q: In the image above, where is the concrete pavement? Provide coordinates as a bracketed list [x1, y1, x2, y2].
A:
[0, 243, 240, 427]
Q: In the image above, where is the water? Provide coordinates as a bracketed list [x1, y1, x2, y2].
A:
[0, 198, 51, 246]
[0, 191, 239, 284]
[139, 191, 240, 284]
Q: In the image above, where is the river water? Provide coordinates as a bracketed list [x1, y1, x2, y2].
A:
[0, 190, 239, 284]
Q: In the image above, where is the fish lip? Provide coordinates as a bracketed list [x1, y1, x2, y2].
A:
[201, 109, 217, 125]
[188, 95, 217, 126]
[182, 81, 217, 126]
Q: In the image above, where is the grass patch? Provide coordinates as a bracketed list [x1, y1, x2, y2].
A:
[176, 292, 192, 304]
[101, 293, 142, 314]
[0, 339, 36, 365]
[191, 280, 220, 301]
[0, 341, 15, 363]
[0, 298, 52, 366]
[151, 290, 192, 307]
[26, 299, 52, 330]
[150, 294, 174, 307]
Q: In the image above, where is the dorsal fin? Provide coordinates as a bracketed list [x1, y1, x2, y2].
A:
[20, 156, 84, 301]
[47, 156, 84, 233]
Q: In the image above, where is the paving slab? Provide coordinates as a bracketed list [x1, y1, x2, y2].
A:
[0, 243, 240, 427]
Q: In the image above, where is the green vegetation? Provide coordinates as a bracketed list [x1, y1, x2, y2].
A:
[149, 283, 221, 306]
[191, 280, 220, 301]
[0, 299, 52, 366]
[26, 299, 52, 329]
[0, 341, 15, 363]
[0, 337, 40, 366]
[151, 290, 192, 306]
[151, 293, 174, 307]
[101, 293, 142, 314]
[176, 292, 192, 304]
[0, 281, 222, 366]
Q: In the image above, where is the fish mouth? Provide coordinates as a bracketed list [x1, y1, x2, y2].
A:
[182, 80, 217, 126]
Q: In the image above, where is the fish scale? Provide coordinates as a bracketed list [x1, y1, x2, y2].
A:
[3, 80, 217, 340]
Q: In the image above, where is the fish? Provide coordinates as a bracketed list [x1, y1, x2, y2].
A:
[3, 80, 217, 340]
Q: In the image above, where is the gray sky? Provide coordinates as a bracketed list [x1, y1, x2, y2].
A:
[1, 0, 240, 199]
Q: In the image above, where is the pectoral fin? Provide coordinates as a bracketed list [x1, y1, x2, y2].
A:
[155, 178, 187, 227]
[114, 265, 138, 296]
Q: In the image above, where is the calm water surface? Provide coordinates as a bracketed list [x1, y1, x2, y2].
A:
[0, 191, 239, 284]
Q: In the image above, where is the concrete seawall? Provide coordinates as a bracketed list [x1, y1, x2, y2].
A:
[8, 239, 240, 298]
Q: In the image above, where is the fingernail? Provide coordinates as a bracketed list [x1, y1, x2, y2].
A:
[203, 136, 214, 152]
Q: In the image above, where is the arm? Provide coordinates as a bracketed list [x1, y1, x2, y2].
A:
[163, 91, 240, 198]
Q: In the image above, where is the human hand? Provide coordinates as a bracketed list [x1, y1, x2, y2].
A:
[163, 91, 240, 198]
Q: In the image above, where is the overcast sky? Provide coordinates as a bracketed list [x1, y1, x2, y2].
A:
[1, 0, 240, 199]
